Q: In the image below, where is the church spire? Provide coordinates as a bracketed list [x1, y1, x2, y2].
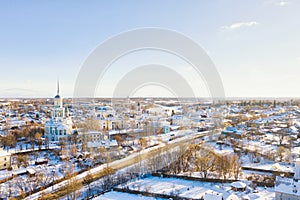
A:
[57, 79, 60, 96]
[54, 79, 63, 108]
[54, 79, 61, 99]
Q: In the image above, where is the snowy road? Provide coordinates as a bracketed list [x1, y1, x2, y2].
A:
[24, 130, 217, 200]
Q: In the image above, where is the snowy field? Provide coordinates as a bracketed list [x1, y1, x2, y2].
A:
[93, 191, 160, 200]
[117, 176, 275, 200]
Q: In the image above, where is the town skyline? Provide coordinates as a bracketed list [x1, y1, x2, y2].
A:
[1, 1, 300, 199]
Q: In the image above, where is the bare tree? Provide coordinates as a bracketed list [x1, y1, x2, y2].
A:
[83, 170, 94, 197]
[229, 154, 241, 179]
[215, 154, 230, 179]
[35, 132, 42, 150]
[194, 146, 217, 178]
[277, 146, 287, 162]
[15, 154, 29, 168]
[78, 117, 100, 132]
[138, 137, 148, 149]
[64, 165, 82, 200]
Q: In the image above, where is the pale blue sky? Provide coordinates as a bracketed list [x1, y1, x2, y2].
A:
[0, 0, 299, 98]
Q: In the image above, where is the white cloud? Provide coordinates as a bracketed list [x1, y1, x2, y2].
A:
[264, 0, 290, 7]
[221, 21, 259, 31]
[275, 1, 289, 6]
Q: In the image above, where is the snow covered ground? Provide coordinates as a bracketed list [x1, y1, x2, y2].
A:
[242, 162, 294, 173]
[4, 143, 60, 154]
[93, 191, 160, 200]
[117, 176, 275, 200]
[25, 131, 199, 199]
[0, 149, 83, 198]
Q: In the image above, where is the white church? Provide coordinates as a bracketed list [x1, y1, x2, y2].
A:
[44, 82, 73, 142]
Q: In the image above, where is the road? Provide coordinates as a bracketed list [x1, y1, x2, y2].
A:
[24, 129, 219, 200]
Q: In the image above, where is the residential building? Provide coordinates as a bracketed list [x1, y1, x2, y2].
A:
[96, 106, 122, 130]
[78, 130, 105, 144]
[0, 148, 11, 170]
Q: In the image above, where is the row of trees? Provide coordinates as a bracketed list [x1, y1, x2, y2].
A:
[163, 144, 241, 180]
[0, 126, 45, 150]
[3, 170, 55, 198]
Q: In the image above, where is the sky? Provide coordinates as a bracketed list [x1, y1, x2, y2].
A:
[0, 0, 299, 98]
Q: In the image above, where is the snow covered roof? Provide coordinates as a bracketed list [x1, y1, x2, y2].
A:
[57, 123, 69, 129]
[290, 126, 299, 133]
[226, 194, 239, 200]
[27, 168, 36, 175]
[204, 193, 223, 200]
[170, 125, 180, 130]
[87, 140, 118, 148]
[0, 149, 11, 157]
[231, 181, 247, 189]
[275, 176, 300, 196]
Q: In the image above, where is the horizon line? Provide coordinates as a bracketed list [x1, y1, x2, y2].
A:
[0, 96, 300, 100]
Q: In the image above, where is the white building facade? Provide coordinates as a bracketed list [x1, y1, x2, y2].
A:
[95, 106, 123, 131]
[44, 82, 73, 141]
[0, 148, 11, 170]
